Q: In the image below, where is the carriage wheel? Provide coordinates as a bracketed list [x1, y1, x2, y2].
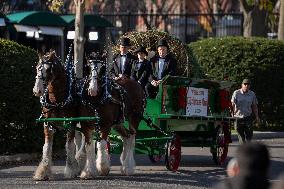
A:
[166, 134, 181, 172]
[149, 154, 163, 163]
[212, 126, 228, 165]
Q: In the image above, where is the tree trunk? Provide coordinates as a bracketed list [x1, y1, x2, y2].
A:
[278, 0, 284, 40]
[74, 0, 85, 79]
[240, 0, 268, 37]
[243, 7, 268, 37]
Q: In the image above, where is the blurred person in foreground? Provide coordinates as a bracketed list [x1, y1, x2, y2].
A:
[272, 173, 284, 189]
[226, 158, 240, 178]
[214, 142, 271, 189]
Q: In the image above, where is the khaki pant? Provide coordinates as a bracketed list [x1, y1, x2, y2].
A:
[234, 115, 253, 144]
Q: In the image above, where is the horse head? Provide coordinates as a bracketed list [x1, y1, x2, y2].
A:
[87, 51, 107, 97]
[42, 50, 65, 82]
[33, 57, 46, 97]
[33, 51, 66, 100]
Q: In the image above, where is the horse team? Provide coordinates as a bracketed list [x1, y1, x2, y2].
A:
[32, 49, 145, 180]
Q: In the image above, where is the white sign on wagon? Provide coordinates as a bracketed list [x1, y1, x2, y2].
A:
[186, 87, 208, 116]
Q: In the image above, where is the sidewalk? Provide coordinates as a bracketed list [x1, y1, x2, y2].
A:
[0, 153, 39, 167]
[1, 131, 284, 166]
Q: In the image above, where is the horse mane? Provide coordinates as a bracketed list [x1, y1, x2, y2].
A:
[42, 51, 68, 105]
[42, 50, 59, 63]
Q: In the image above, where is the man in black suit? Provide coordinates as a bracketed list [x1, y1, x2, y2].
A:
[146, 39, 177, 98]
[111, 37, 137, 80]
[131, 46, 152, 90]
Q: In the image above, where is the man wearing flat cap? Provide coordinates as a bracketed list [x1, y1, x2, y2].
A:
[130, 46, 152, 90]
[231, 78, 260, 144]
[146, 39, 177, 98]
[111, 37, 137, 80]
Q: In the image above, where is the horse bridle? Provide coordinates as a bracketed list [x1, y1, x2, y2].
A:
[35, 61, 46, 83]
[39, 58, 72, 118]
[88, 59, 105, 81]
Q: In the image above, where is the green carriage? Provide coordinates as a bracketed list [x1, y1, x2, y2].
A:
[108, 75, 236, 171]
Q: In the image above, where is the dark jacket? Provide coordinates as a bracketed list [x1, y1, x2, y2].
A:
[111, 52, 137, 78]
[130, 59, 152, 88]
[149, 53, 176, 82]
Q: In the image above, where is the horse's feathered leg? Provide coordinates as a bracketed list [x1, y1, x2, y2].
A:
[33, 123, 54, 180]
[120, 134, 136, 175]
[119, 122, 129, 168]
[80, 130, 97, 179]
[64, 129, 80, 178]
[74, 124, 86, 171]
[96, 139, 110, 176]
[120, 116, 140, 175]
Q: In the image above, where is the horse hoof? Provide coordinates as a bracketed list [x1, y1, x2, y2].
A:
[80, 171, 96, 179]
[98, 169, 110, 176]
[33, 175, 49, 181]
[64, 165, 80, 178]
[64, 171, 80, 179]
[120, 167, 134, 176]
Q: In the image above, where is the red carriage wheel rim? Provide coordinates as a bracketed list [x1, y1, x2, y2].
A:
[217, 128, 228, 164]
[167, 135, 181, 172]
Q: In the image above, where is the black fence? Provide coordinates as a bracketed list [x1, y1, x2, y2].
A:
[99, 12, 244, 43]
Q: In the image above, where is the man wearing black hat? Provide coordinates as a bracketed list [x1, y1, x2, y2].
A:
[111, 37, 137, 80]
[146, 39, 177, 98]
[231, 78, 260, 144]
[131, 46, 152, 90]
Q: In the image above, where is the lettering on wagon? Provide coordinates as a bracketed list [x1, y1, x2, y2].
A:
[186, 87, 208, 116]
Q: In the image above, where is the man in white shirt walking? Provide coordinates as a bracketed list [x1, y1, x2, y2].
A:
[231, 79, 260, 143]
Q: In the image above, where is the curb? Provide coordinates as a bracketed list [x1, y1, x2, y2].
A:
[0, 153, 39, 166]
[231, 131, 284, 141]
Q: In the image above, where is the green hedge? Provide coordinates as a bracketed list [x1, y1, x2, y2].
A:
[0, 39, 43, 155]
[188, 37, 284, 127]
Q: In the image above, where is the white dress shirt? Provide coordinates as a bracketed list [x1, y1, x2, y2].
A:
[158, 58, 165, 80]
[120, 55, 126, 73]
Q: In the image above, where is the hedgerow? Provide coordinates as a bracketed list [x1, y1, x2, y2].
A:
[0, 39, 42, 154]
[188, 37, 284, 127]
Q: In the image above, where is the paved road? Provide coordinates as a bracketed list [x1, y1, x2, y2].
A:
[1, 138, 284, 189]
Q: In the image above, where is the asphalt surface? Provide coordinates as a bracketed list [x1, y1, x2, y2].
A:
[1, 131, 284, 166]
[0, 132, 284, 189]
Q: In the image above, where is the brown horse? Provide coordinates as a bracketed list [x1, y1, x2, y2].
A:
[81, 52, 145, 176]
[32, 51, 83, 180]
